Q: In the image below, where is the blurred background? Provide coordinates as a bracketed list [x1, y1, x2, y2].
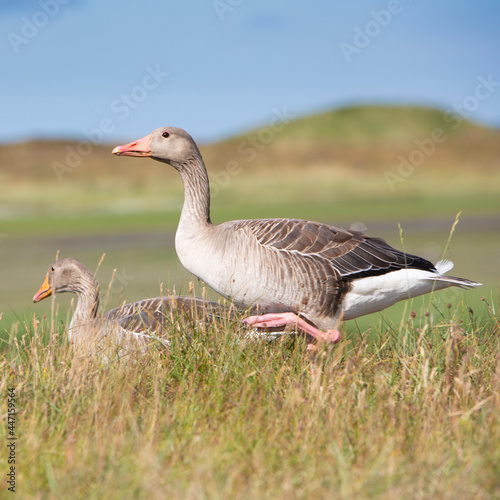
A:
[1, 0, 499, 335]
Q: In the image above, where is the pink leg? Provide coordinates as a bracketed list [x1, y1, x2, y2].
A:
[243, 313, 341, 344]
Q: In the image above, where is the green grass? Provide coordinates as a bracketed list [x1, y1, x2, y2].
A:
[1, 298, 499, 499]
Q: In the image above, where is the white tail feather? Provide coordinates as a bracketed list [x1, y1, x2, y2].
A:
[435, 259, 454, 274]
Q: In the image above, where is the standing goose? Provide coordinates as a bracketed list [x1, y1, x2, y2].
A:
[33, 257, 246, 347]
[112, 127, 481, 344]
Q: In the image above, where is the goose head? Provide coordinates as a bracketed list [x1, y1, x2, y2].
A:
[33, 257, 92, 302]
[112, 127, 201, 169]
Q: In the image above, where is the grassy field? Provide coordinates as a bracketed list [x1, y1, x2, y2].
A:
[1, 105, 499, 498]
[1, 301, 499, 498]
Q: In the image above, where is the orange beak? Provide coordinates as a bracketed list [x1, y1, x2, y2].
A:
[112, 134, 152, 157]
[33, 274, 52, 303]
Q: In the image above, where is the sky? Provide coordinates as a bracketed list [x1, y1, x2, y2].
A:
[1, 0, 499, 144]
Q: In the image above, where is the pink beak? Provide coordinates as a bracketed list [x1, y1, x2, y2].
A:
[112, 134, 152, 157]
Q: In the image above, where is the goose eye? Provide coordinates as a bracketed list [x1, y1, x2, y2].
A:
[162, 131, 170, 138]
[50, 267, 55, 272]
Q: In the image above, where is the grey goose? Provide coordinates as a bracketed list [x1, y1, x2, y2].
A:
[112, 127, 481, 346]
[33, 257, 248, 347]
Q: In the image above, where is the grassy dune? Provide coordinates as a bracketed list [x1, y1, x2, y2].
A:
[1, 300, 499, 499]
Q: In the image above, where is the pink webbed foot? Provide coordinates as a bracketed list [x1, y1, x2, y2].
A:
[243, 312, 341, 344]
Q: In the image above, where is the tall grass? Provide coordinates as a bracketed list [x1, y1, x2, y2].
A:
[1, 295, 499, 499]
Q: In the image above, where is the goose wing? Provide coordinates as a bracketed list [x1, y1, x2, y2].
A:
[238, 218, 436, 281]
[106, 296, 238, 336]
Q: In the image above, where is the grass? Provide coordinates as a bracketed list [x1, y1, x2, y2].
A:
[1, 295, 499, 499]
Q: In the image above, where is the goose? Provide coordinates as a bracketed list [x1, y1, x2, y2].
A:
[32, 257, 250, 348]
[112, 127, 481, 345]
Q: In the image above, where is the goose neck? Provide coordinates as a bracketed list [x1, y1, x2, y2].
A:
[175, 155, 212, 227]
[67, 274, 100, 342]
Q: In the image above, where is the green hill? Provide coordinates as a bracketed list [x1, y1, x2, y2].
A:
[202, 104, 500, 174]
[2, 105, 500, 186]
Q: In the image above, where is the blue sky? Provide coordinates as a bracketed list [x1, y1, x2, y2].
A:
[1, 0, 499, 144]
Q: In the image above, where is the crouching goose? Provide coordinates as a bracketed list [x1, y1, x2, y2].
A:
[33, 257, 247, 348]
[112, 127, 482, 345]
